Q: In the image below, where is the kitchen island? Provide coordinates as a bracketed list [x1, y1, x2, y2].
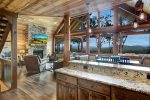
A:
[55, 60, 150, 100]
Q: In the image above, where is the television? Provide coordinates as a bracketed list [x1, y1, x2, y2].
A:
[31, 33, 48, 45]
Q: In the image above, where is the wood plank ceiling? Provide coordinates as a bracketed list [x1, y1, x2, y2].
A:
[0, 0, 131, 17]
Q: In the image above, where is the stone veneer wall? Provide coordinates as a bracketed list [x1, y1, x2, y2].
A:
[28, 24, 49, 58]
[69, 62, 150, 83]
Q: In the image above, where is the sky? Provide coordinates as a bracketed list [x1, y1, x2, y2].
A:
[33, 33, 48, 39]
[124, 34, 150, 46]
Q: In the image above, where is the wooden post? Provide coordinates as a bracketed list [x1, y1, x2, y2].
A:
[52, 35, 55, 54]
[113, 6, 119, 55]
[63, 14, 71, 66]
[119, 33, 123, 53]
[86, 14, 90, 60]
[81, 37, 83, 52]
[11, 16, 18, 89]
[98, 11, 101, 55]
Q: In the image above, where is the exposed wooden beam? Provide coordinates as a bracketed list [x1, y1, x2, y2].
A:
[55, 23, 150, 37]
[97, 11, 101, 55]
[119, 3, 150, 22]
[120, 24, 150, 31]
[86, 14, 90, 60]
[53, 19, 64, 35]
[123, 30, 150, 36]
[72, 17, 85, 32]
[63, 14, 70, 67]
[113, 6, 119, 55]
[0, 9, 17, 17]
[11, 16, 18, 89]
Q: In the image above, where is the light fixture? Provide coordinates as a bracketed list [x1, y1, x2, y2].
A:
[139, 10, 145, 20]
[133, 19, 138, 28]
[88, 28, 92, 33]
[54, 22, 58, 25]
[135, 0, 144, 11]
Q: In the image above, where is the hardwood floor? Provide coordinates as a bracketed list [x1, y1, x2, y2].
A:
[0, 80, 9, 92]
[0, 67, 56, 100]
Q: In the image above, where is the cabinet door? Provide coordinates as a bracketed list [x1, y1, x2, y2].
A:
[57, 81, 77, 100]
[78, 87, 91, 100]
[91, 91, 110, 100]
[111, 87, 150, 100]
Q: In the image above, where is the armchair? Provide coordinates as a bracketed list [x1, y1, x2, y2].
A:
[24, 55, 46, 75]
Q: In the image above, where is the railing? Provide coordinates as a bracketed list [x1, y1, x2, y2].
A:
[0, 58, 11, 89]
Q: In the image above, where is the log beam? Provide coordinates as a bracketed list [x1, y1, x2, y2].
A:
[113, 6, 119, 55]
[86, 14, 90, 60]
[63, 14, 71, 66]
[11, 16, 18, 89]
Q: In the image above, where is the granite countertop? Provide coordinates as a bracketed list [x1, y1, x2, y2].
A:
[70, 60, 150, 72]
[56, 68, 150, 95]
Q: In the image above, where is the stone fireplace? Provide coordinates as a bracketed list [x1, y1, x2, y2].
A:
[33, 50, 43, 58]
[27, 24, 49, 58]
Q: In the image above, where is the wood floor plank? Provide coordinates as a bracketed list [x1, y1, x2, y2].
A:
[0, 70, 56, 100]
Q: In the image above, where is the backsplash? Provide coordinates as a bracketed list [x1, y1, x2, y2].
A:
[68, 61, 150, 83]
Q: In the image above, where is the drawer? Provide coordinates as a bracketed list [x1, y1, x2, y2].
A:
[78, 79, 110, 96]
[56, 73, 77, 85]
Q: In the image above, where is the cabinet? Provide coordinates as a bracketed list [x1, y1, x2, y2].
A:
[78, 78, 110, 100]
[56, 72, 150, 100]
[78, 87, 110, 100]
[57, 80, 77, 100]
[111, 87, 150, 100]
[56, 73, 77, 100]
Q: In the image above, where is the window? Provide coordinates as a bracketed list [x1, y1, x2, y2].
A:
[99, 9, 114, 27]
[122, 34, 150, 54]
[101, 36, 113, 53]
[90, 37, 98, 53]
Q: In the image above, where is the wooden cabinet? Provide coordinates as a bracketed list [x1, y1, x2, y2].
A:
[78, 87, 90, 100]
[78, 79, 110, 96]
[78, 87, 110, 100]
[111, 87, 150, 100]
[78, 78, 110, 100]
[56, 72, 150, 100]
[56, 73, 77, 100]
[57, 80, 77, 100]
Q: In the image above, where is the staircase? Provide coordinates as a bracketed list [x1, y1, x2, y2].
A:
[0, 15, 10, 52]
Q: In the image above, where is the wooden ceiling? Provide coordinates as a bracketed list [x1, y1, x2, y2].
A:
[0, 0, 131, 17]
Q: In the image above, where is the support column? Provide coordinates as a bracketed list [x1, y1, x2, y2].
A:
[52, 35, 55, 54]
[86, 14, 90, 60]
[113, 6, 119, 55]
[98, 11, 101, 55]
[63, 14, 71, 66]
[11, 16, 17, 89]
[81, 38, 83, 52]
[119, 33, 123, 53]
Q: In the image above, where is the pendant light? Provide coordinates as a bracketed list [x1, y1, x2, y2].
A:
[139, 10, 145, 20]
[133, 19, 138, 28]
